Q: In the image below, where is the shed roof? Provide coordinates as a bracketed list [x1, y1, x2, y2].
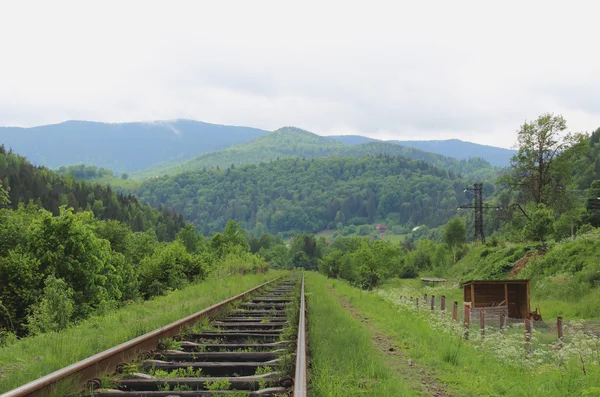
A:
[461, 279, 529, 287]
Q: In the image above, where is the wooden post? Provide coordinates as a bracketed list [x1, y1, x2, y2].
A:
[441, 295, 446, 312]
[452, 301, 458, 321]
[479, 309, 485, 340]
[500, 314, 506, 332]
[557, 316, 564, 342]
[463, 304, 471, 340]
[416, 298, 419, 309]
[525, 317, 532, 352]
[430, 295, 435, 312]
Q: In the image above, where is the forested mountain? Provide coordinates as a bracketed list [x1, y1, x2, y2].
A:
[391, 139, 515, 167]
[135, 155, 470, 236]
[132, 127, 498, 179]
[330, 136, 515, 167]
[0, 145, 185, 240]
[0, 120, 266, 173]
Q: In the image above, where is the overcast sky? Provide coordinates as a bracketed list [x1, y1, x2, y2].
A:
[1, 1, 598, 148]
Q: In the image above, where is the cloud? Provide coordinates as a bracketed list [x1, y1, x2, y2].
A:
[1, 0, 599, 148]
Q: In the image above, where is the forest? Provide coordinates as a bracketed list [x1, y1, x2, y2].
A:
[133, 126, 498, 179]
[135, 155, 478, 236]
[0, 146, 184, 240]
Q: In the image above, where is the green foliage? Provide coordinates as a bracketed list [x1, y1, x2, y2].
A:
[139, 241, 205, 299]
[522, 204, 555, 243]
[26, 276, 74, 335]
[134, 127, 497, 180]
[137, 156, 470, 236]
[0, 179, 10, 207]
[205, 379, 231, 391]
[505, 113, 583, 207]
[0, 145, 185, 240]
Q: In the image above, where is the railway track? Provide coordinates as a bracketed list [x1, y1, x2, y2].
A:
[2, 275, 308, 397]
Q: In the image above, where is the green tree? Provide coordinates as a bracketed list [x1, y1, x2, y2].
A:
[0, 179, 10, 207]
[585, 180, 600, 227]
[121, 173, 129, 180]
[26, 275, 74, 335]
[522, 204, 555, 244]
[506, 113, 583, 207]
[443, 216, 466, 262]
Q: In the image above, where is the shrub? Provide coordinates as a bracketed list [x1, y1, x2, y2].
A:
[26, 276, 74, 335]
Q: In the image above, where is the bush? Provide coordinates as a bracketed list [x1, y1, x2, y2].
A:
[26, 276, 74, 335]
[357, 225, 371, 236]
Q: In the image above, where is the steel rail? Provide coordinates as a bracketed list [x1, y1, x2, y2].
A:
[1, 276, 282, 397]
[293, 273, 307, 397]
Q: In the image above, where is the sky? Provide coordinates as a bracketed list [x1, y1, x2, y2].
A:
[1, 1, 599, 148]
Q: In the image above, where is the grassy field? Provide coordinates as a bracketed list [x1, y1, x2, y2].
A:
[0, 271, 285, 394]
[305, 272, 415, 396]
[311, 273, 600, 397]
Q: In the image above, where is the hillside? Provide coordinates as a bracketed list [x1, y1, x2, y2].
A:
[0, 145, 185, 240]
[135, 155, 469, 236]
[132, 127, 498, 179]
[0, 120, 266, 173]
[392, 139, 515, 167]
[329, 136, 515, 167]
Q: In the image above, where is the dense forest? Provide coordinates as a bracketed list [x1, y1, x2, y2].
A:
[0, 146, 184, 241]
[132, 127, 499, 179]
[135, 155, 477, 236]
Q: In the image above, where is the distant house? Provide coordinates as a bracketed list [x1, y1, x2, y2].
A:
[376, 224, 387, 233]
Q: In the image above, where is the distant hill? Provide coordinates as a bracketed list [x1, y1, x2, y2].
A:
[328, 135, 377, 146]
[135, 155, 469, 236]
[391, 139, 514, 167]
[133, 127, 498, 179]
[0, 120, 267, 173]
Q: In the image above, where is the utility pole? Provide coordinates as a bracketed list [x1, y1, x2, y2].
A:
[459, 183, 487, 243]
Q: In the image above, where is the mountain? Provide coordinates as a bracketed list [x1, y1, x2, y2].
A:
[0, 120, 267, 173]
[391, 139, 515, 167]
[135, 155, 469, 236]
[133, 127, 498, 180]
[328, 135, 378, 145]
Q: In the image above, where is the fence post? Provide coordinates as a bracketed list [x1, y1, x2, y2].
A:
[479, 309, 485, 340]
[463, 304, 471, 340]
[525, 317, 532, 352]
[500, 314, 506, 333]
[430, 295, 435, 312]
[416, 298, 419, 309]
[557, 316, 564, 343]
[452, 301, 458, 322]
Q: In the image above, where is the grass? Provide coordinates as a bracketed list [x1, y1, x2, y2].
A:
[0, 271, 286, 394]
[319, 273, 600, 397]
[305, 272, 415, 396]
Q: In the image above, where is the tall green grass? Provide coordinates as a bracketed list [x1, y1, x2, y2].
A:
[305, 273, 415, 396]
[0, 272, 284, 393]
[316, 273, 600, 397]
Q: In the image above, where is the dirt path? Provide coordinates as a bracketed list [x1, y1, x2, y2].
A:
[327, 285, 452, 397]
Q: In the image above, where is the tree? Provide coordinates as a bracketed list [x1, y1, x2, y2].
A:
[121, 173, 129, 180]
[507, 113, 583, 207]
[0, 179, 10, 207]
[585, 180, 600, 227]
[26, 276, 74, 335]
[443, 216, 466, 262]
[522, 204, 555, 244]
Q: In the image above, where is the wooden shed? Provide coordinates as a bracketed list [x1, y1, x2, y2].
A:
[462, 279, 530, 319]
